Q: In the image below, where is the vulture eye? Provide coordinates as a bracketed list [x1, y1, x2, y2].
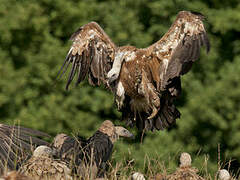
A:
[112, 73, 117, 78]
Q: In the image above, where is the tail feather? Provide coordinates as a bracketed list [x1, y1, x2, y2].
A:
[121, 102, 180, 131]
[120, 93, 180, 131]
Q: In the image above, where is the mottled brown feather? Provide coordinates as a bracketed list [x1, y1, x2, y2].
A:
[146, 11, 209, 90]
[57, 22, 116, 90]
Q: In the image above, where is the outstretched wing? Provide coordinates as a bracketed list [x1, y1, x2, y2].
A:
[57, 22, 116, 90]
[0, 124, 49, 172]
[147, 11, 210, 93]
[122, 11, 210, 131]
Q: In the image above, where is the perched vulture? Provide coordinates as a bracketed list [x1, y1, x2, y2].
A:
[57, 11, 210, 131]
[52, 120, 134, 178]
[167, 152, 205, 180]
[20, 145, 72, 180]
[0, 124, 49, 174]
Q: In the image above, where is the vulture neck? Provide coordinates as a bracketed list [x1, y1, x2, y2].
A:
[110, 52, 125, 76]
[97, 129, 118, 144]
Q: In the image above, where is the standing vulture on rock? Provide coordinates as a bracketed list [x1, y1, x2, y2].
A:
[0, 124, 49, 175]
[52, 120, 134, 178]
[57, 11, 210, 131]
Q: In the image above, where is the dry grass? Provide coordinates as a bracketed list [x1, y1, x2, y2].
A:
[1, 126, 238, 180]
[1, 150, 239, 180]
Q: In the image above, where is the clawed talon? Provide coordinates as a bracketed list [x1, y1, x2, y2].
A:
[147, 107, 158, 119]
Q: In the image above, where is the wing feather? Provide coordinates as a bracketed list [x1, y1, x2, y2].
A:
[57, 22, 116, 90]
[0, 124, 49, 173]
[192, 37, 200, 60]
[146, 11, 210, 91]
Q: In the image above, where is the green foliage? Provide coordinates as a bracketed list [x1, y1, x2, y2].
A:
[0, 0, 240, 176]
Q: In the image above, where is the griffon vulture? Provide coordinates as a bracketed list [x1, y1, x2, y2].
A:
[52, 120, 133, 178]
[20, 145, 72, 180]
[0, 124, 49, 174]
[57, 11, 210, 131]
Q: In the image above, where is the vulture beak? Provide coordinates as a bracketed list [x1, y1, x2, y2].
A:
[115, 126, 135, 139]
[106, 72, 118, 87]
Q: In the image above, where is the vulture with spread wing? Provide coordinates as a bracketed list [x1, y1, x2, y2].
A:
[57, 11, 210, 131]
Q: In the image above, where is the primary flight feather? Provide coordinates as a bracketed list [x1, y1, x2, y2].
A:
[0, 124, 49, 174]
[57, 11, 210, 131]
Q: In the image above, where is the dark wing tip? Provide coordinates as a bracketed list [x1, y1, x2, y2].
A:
[203, 32, 210, 53]
[65, 56, 78, 90]
[206, 37, 210, 53]
[13, 126, 51, 137]
[206, 40, 210, 53]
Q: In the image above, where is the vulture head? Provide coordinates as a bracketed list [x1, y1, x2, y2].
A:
[33, 145, 56, 158]
[217, 169, 231, 180]
[98, 120, 134, 143]
[52, 133, 69, 149]
[179, 152, 192, 168]
[107, 69, 119, 85]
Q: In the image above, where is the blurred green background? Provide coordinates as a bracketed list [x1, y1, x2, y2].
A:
[0, 0, 240, 177]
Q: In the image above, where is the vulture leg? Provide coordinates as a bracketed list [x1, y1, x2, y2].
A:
[115, 81, 125, 111]
[146, 82, 160, 119]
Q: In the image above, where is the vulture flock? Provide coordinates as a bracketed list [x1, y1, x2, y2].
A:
[0, 11, 219, 179]
[0, 120, 133, 179]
